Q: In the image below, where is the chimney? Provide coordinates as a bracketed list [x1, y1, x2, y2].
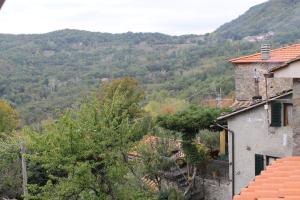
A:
[261, 44, 271, 60]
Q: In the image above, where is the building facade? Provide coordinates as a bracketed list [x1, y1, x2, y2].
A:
[217, 43, 300, 198]
[219, 92, 294, 195]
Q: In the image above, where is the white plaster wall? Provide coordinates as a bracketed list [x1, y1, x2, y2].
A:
[227, 105, 293, 195]
[274, 61, 300, 78]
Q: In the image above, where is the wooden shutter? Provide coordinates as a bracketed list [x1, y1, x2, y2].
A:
[270, 102, 282, 127]
[255, 154, 264, 176]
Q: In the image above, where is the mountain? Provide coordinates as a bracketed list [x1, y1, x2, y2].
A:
[215, 0, 300, 43]
[1, 0, 300, 124]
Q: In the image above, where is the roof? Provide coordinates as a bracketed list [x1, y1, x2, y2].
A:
[270, 56, 300, 73]
[217, 90, 292, 121]
[233, 156, 300, 200]
[230, 43, 300, 63]
[201, 98, 235, 108]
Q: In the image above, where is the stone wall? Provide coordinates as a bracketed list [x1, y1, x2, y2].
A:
[194, 177, 231, 200]
[234, 63, 292, 100]
[292, 78, 300, 156]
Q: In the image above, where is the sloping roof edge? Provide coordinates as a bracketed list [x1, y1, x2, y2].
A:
[233, 156, 300, 200]
[217, 90, 292, 121]
[270, 55, 300, 72]
[229, 43, 300, 63]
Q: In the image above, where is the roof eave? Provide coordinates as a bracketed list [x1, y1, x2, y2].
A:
[217, 91, 293, 121]
[230, 60, 286, 64]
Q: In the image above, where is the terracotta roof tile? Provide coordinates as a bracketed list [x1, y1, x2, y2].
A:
[230, 43, 300, 63]
[233, 157, 300, 200]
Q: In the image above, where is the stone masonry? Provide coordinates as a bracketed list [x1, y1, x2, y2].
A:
[292, 78, 300, 156]
[234, 63, 292, 100]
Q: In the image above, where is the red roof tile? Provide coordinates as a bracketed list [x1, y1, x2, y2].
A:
[230, 43, 300, 63]
[233, 157, 300, 200]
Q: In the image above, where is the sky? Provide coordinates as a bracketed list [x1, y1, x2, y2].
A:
[0, 0, 268, 35]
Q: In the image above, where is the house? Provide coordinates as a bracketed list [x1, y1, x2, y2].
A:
[233, 156, 300, 200]
[217, 43, 300, 198]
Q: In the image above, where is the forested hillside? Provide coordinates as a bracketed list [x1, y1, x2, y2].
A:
[215, 0, 300, 44]
[1, 0, 300, 124]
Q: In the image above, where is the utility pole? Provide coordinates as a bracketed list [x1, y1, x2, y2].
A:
[20, 143, 28, 199]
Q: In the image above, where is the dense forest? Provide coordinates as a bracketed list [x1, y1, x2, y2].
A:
[1, 0, 300, 126]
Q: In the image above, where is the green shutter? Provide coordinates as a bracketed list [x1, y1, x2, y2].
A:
[255, 154, 264, 176]
[270, 102, 282, 127]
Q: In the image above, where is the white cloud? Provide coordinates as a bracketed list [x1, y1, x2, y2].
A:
[0, 0, 268, 35]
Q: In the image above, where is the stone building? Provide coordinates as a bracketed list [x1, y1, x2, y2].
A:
[229, 43, 300, 100]
[217, 43, 300, 199]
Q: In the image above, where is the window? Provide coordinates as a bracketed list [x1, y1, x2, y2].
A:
[255, 154, 264, 176]
[270, 102, 282, 127]
[283, 104, 292, 127]
[270, 102, 292, 127]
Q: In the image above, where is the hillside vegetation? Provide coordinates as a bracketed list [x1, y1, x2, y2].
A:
[1, 0, 300, 124]
[215, 0, 300, 44]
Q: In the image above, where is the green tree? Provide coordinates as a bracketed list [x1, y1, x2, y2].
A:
[97, 77, 145, 120]
[0, 100, 19, 136]
[156, 106, 225, 197]
[135, 136, 176, 191]
[0, 100, 22, 199]
[0, 136, 23, 199]
[25, 78, 151, 200]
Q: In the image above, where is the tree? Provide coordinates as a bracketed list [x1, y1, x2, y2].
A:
[0, 136, 23, 199]
[134, 136, 177, 191]
[144, 98, 189, 117]
[0, 100, 19, 136]
[198, 130, 220, 159]
[25, 78, 152, 199]
[97, 77, 145, 120]
[0, 100, 22, 199]
[156, 106, 226, 197]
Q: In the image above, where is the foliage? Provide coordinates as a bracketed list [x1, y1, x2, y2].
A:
[0, 30, 260, 125]
[157, 106, 226, 197]
[157, 106, 224, 181]
[157, 106, 225, 138]
[159, 188, 184, 200]
[2, 0, 300, 125]
[97, 77, 145, 120]
[144, 98, 189, 117]
[0, 135, 23, 199]
[198, 130, 220, 154]
[0, 100, 19, 136]
[24, 78, 152, 199]
[134, 136, 177, 191]
[215, 0, 300, 42]
[0, 101, 22, 199]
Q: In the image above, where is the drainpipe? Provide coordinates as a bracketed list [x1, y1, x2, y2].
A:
[212, 123, 235, 198]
